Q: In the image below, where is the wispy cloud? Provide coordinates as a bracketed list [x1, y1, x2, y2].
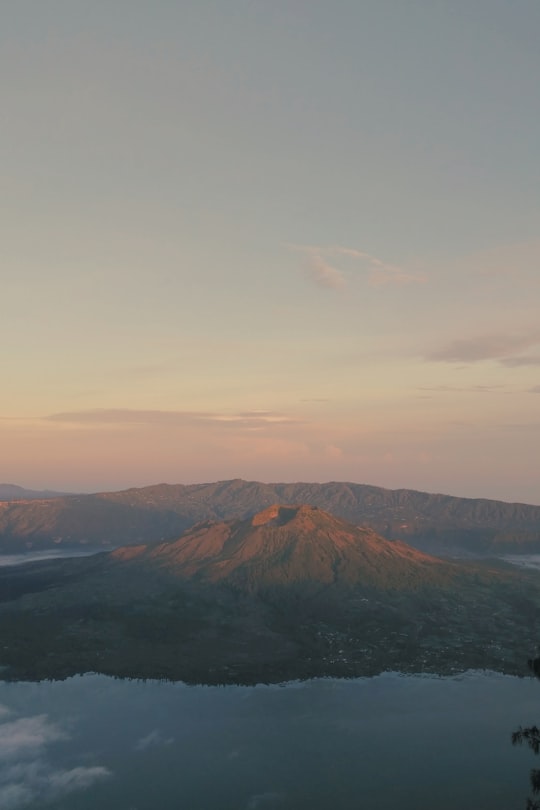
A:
[304, 253, 345, 290]
[0, 711, 111, 809]
[499, 422, 540, 431]
[290, 244, 426, 289]
[106, 363, 170, 381]
[426, 331, 540, 363]
[332, 246, 427, 286]
[0, 715, 67, 759]
[417, 384, 508, 393]
[501, 355, 540, 367]
[47, 766, 111, 792]
[246, 791, 287, 809]
[46, 409, 303, 430]
[134, 729, 174, 751]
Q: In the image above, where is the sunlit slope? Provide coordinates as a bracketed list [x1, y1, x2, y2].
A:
[1, 505, 540, 683]
[111, 504, 458, 590]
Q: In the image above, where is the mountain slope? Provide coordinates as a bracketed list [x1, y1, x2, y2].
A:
[2, 504, 539, 684]
[1, 479, 540, 554]
[111, 504, 455, 590]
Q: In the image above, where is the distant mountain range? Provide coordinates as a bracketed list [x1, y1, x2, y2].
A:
[0, 483, 71, 501]
[1, 478, 540, 555]
[1, 504, 540, 684]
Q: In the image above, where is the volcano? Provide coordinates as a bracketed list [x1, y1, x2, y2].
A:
[110, 503, 456, 590]
[2, 505, 539, 684]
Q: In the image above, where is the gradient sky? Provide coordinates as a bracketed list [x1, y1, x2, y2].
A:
[3, 0, 540, 502]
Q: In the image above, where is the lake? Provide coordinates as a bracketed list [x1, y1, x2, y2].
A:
[0, 671, 538, 809]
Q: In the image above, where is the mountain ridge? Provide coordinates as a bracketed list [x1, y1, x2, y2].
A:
[1, 478, 540, 554]
[0, 483, 72, 501]
[1, 500, 539, 684]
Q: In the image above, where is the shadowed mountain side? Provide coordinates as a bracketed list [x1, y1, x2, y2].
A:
[2, 479, 540, 555]
[2, 505, 540, 685]
[0, 495, 193, 552]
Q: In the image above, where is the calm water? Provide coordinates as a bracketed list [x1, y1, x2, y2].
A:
[0, 671, 538, 810]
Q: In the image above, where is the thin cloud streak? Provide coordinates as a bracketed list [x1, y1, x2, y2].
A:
[290, 244, 426, 289]
[501, 355, 540, 367]
[499, 422, 540, 431]
[46, 409, 303, 429]
[304, 254, 346, 290]
[134, 729, 174, 751]
[332, 246, 427, 286]
[427, 331, 540, 363]
[417, 384, 508, 393]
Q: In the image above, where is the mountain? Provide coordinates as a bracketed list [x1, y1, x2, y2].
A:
[1, 504, 540, 685]
[1, 479, 540, 555]
[111, 503, 456, 590]
[0, 483, 71, 501]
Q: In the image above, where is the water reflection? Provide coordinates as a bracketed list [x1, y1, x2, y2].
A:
[0, 672, 536, 809]
[512, 658, 540, 810]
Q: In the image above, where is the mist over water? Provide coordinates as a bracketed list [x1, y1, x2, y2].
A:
[0, 550, 104, 568]
[0, 672, 537, 809]
[500, 555, 540, 571]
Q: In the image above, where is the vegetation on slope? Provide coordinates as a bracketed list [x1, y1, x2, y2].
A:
[2, 479, 540, 554]
[1, 505, 539, 684]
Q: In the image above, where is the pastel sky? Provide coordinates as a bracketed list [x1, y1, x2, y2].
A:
[3, 0, 540, 503]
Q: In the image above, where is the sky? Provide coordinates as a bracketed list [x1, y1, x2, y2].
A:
[2, 0, 540, 503]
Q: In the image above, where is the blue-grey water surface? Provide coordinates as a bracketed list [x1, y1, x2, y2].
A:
[0, 671, 538, 809]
